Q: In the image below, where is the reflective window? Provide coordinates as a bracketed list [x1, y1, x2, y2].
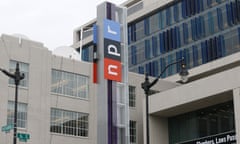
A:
[127, 0, 240, 78]
[130, 120, 137, 144]
[51, 69, 89, 99]
[7, 101, 27, 128]
[168, 101, 235, 144]
[129, 86, 136, 107]
[50, 108, 89, 137]
[9, 60, 29, 87]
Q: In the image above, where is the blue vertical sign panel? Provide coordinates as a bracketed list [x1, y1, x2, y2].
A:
[104, 19, 121, 42]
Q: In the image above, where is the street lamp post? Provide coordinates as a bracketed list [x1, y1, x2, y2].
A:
[141, 58, 189, 144]
[0, 63, 25, 144]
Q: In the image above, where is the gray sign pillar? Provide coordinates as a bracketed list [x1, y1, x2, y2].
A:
[96, 2, 129, 144]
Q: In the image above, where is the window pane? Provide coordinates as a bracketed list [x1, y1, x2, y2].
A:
[7, 101, 27, 128]
[130, 120, 137, 143]
[51, 69, 89, 99]
[129, 86, 136, 107]
[9, 60, 29, 87]
[50, 108, 89, 137]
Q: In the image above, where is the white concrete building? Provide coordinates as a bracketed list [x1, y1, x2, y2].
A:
[0, 34, 158, 144]
[72, 0, 240, 143]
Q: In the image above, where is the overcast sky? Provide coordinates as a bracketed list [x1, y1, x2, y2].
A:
[0, 0, 125, 51]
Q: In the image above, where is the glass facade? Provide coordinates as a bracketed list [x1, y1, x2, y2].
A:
[168, 101, 235, 144]
[50, 108, 89, 137]
[7, 101, 27, 128]
[128, 0, 240, 77]
[9, 60, 29, 87]
[51, 69, 89, 99]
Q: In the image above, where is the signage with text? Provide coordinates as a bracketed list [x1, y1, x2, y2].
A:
[103, 19, 122, 82]
[178, 131, 236, 144]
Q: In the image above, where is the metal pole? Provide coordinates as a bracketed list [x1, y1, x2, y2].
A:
[0, 63, 24, 144]
[13, 63, 22, 144]
[141, 58, 189, 144]
[142, 73, 150, 144]
[13, 82, 18, 144]
[146, 90, 149, 144]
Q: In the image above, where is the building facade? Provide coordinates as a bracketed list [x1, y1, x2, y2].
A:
[72, 0, 240, 144]
[1, 34, 163, 144]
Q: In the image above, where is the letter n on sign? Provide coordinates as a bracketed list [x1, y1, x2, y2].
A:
[104, 58, 122, 82]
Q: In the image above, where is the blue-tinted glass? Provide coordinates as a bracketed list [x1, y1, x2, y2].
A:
[130, 24, 136, 42]
[144, 18, 150, 35]
[207, 0, 212, 7]
[159, 11, 165, 29]
[182, 0, 187, 18]
[231, 2, 237, 24]
[150, 62, 154, 76]
[138, 66, 144, 74]
[159, 33, 165, 53]
[208, 39, 214, 61]
[217, 36, 223, 58]
[152, 36, 158, 57]
[186, 0, 191, 17]
[201, 41, 208, 64]
[160, 58, 166, 78]
[208, 12, 214, 34]
[213, 37, 218, 60]
[176, 26, 181, 48]
[238, 27, 240, 44]
[236, 0, 240, 21]
[166, 8, 171, 25]
[164, 31, 169, 52]
[199, 0, 204, 12]
[200, 16, 206, 36]
[176, 51, 182, 72]
[145, 40, 151, 59]
[128, 26, 131, 44]
[217, 8, 224, 30]
[192, 45, 199, 66]
[145, 63, 150, 76]
[171, 28, 176, 49]
[226, 4, 233, 26]
[167, 29, 173, 51]
[174, 5, 179, 22]
[196, 17, 201, 39]
[219, 35, 226, 56]
[183, 49, 190, 68]
[183, 23, 189, 44]
[168, 54, 174, 76]
[196, 0, 200, 13]
[176, 50, 183, 72]
[131, 46, 137, 65]
[207, 39, 212, 61]
[134, 24, 136, 41]
[190, 0, 196, 15]
[152, 61, 159, 77]
[191, 18, 196, 41]
[82, 48, 89, 61]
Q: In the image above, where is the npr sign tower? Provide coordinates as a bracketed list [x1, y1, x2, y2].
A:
[94, 2, 129, 144]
